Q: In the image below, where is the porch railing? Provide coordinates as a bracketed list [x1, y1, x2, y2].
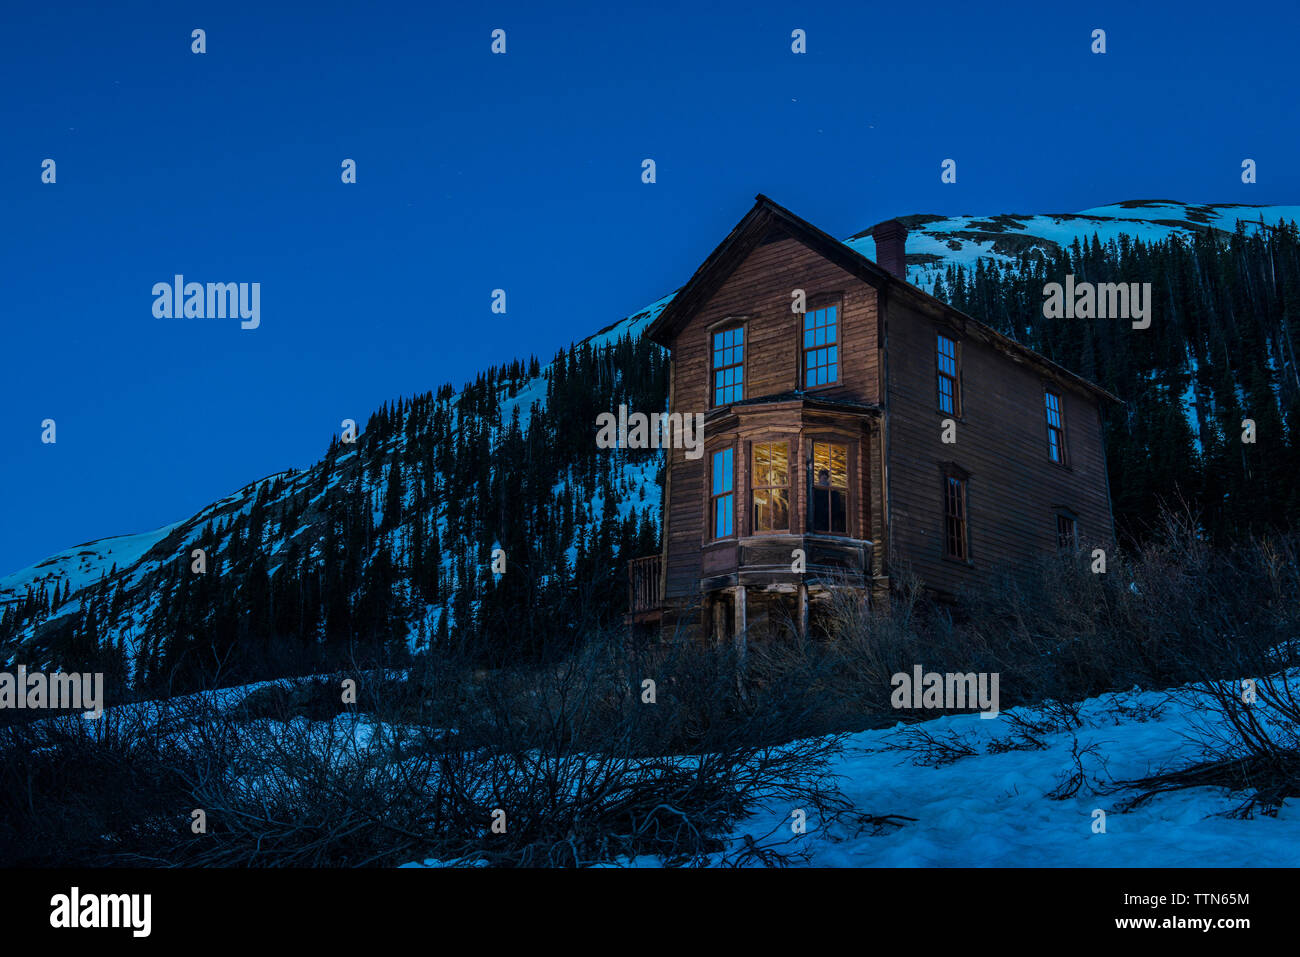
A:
[627, 553, 662, 617]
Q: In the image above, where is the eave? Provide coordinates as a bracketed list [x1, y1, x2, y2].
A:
[646, 194, 1123, 407]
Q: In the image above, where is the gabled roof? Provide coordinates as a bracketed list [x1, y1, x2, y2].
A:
[646, 195, 1121, 405]
[646, 194, 893, 346]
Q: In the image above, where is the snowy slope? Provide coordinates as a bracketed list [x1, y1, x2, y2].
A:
[847, 199, 1300, 292]
[742, 684, 1300, 867]
[395, 679, 1300, 868]
[0, 297, 681, 614]
[3, 199, 1295, 667]
[0, 524, 182, 605]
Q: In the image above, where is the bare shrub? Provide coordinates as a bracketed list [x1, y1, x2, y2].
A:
[882, 726, 980, 767]
[1115, 672, 1300, 818]
[1045, 735, 1109, 800]
[821, 507, 1300, 726]
[0, 632, 867, 867]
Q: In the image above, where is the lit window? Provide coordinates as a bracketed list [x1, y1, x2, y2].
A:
[711, 448, 734, 538]
[810, 442, 848, 535]
[712, 327, 744, 406]
[752, 442, 790, 533]
[804, 305, 839, 387]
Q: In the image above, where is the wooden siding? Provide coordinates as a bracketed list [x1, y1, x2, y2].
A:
[662, 231, 882, 601]
[881, 293, 1113, 597]
[657, 216, 1114, 609]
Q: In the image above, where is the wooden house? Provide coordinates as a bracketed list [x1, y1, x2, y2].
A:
[627, 195, 1119, 641]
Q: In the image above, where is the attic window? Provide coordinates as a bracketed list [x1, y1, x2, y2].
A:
[712, 326, 744, 406]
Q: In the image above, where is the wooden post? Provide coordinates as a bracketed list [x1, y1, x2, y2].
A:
[712, 593, 727, 644]
[797, 582, 810, 638]
[733, 586, 748, 701]
[733, 586, 747, 658]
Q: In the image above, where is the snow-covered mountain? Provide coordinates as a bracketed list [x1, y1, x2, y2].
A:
[854, 199, 1300, 289]
[2, 199, 1296, 680]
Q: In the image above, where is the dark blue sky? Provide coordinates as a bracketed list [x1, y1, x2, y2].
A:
[2, 0, 1296, 575]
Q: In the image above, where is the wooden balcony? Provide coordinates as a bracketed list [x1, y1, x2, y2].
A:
[626, 553, 663, 622]
[700, 533, 872, 592]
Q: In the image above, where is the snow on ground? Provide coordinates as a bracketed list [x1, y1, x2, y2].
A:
[720, 683, 1300, 868]
[396, 678, 1300, 868]
[25, 661, 1297, 868]
[495, 373, 549, 433]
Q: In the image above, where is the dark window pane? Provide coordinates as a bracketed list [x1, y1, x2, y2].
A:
[944, 475, 967, 559]
[810, 441, 849, 534]
[831, 489, 846, 533]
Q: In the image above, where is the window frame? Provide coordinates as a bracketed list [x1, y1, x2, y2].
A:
[940, 463, 971, 563]
[800, 295, 843, 390]
[1044, 387, 1067, 465]
[808, 439, 851, 537]
[709, 320, 747, 409]
[710, 445, 736, 540]
[750, 439, 791, 534]
[1055, 508, 1078, 550]
[936, 332, 962, 416]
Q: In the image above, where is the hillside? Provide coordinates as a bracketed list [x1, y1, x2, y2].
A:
[2, 200, 1298, 694]
[854, 199, 1300, 286]
[399, 677, 1300, 868]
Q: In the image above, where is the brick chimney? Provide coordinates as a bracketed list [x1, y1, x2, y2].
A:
[870, 219, 909, 281]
